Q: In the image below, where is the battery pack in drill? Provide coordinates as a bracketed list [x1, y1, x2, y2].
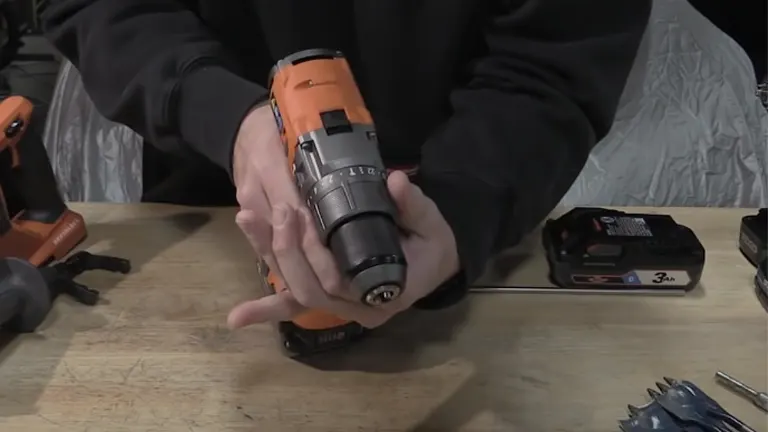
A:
[276, 319, 367, 357]
[738, 208, 766, 267]
[256, 260, 367, 357]
[543, 208, 706, 292]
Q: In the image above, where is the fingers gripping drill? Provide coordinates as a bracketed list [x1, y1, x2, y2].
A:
[263, 49, 407, 356]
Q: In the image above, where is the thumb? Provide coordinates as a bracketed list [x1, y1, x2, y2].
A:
[387, 170, 439, 236]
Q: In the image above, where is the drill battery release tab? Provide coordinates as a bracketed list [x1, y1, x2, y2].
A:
[738, 208, 766, 267]
[543, 208, 706, 292]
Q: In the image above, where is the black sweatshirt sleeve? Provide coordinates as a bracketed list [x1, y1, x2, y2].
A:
[414, 0, 652, 309]
[41, 0, 269, 176]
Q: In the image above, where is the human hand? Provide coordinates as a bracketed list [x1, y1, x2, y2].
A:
[228, 170, 460, 329]
[231, 103, 303, 282]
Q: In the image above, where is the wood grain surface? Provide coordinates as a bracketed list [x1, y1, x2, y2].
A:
[0, 204, 765, 432]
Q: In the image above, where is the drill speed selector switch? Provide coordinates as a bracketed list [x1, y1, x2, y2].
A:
[543, 208, 706, 293]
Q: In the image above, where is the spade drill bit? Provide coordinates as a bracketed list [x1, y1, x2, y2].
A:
[715, 371, 768, 413]
[654, 379, 756, 432]
[619, 377, 758, 432]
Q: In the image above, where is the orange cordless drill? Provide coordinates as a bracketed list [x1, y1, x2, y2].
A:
[263, 49, 407, 356]
[0, 96, 87, 267]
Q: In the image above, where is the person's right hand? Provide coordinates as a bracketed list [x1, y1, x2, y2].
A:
[232, 103, 302, 277]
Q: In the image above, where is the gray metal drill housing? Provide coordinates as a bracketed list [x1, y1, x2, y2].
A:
[292, 122, 406, 306]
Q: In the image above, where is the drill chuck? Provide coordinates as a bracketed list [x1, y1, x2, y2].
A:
[329, 215, 406, 305]
[268, 49, 407, 306]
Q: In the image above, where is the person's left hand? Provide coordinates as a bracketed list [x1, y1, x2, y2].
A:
[228, 170, 460, 329]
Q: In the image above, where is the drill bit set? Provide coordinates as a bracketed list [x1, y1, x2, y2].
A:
[619, 377, 759, 432]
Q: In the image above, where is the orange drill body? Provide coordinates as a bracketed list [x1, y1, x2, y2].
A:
[269, 54, 374, 163]
[264, 49, 407, 356]
[0, 96, 87, 267]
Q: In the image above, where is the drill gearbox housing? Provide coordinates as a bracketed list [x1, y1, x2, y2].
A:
[263, 49, 407, 356]
[543, 208, 705, 292]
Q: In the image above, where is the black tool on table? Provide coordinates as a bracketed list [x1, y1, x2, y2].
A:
[619, 377, 757, 432]
[542, 208, 706, 294]
[739, 209, 766, 267]
[737, 209, 767, 311]
[0, 251, 131, 332]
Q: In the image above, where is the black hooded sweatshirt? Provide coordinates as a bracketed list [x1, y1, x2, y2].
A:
[41, 0, 651, 308]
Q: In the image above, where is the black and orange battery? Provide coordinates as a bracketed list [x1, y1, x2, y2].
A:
[738, 208, 766, 267]
[542, 208, 706, 294]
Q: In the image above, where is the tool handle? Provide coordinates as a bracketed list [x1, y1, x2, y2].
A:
[14, 126, 66, 223]
[0, 258, 52, 332]
[0, 286, 23, 328]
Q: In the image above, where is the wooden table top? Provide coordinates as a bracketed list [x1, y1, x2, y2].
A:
[0, 204, 765, 432]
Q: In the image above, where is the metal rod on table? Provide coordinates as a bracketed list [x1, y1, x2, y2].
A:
[468, 286, 686, 296]
[715, 371, 768, 413]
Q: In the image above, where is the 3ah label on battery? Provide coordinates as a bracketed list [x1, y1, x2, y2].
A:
[571, 269, 691, 286]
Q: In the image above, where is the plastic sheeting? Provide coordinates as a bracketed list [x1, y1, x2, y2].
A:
[43, 62, 143, 203]
[559, 0, 768, 208]
[43, 0, 768, 207]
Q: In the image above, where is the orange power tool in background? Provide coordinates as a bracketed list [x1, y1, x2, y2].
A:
[0, 96, 86, 266]
[0, 95, 132, 334]
[263, 49, 407, 356]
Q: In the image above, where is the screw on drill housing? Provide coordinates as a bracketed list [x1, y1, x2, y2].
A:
[364, 285, 401, 306]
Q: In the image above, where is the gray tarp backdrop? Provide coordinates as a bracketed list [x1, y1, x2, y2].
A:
[43, 0, 768, 207]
